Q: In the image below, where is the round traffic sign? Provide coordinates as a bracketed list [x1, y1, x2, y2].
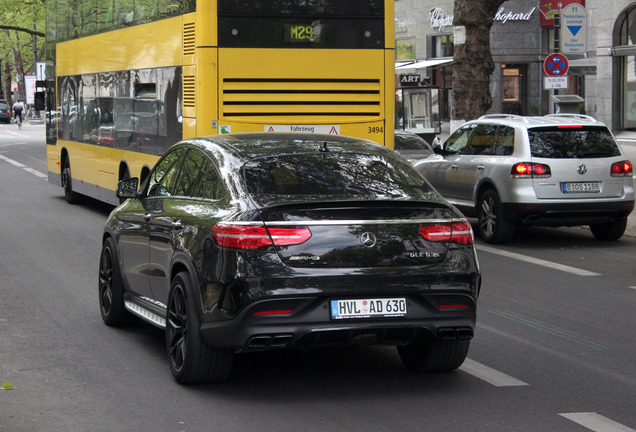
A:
[544, 53, 569, 76]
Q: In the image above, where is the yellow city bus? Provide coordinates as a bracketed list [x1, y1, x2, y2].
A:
[45, 0, 395, 205]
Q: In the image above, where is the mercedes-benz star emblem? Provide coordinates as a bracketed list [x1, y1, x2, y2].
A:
[360, 232, 377, 248]
[577, 164, 587, 175]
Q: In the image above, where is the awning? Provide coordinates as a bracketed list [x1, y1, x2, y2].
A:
[395, 58, 453, 72]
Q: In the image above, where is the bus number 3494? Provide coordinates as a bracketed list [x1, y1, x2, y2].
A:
[368, 126, 384, 133]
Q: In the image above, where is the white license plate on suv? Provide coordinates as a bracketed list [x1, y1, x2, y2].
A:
[562, 182, 601, 193]
[330, 298, 407, 320]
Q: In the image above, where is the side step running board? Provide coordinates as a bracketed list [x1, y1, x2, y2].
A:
[125, 300, 166, 328]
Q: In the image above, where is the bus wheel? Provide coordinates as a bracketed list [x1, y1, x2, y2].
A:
[62, 161, 80, 204]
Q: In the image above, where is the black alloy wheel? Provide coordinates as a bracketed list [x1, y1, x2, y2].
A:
[166, 272, 233, 384]
[98, 237, 131, 326]
[477, 189, 514, 244]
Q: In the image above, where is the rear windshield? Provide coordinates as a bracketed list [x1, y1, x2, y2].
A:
[242, 152, 435, 199]
[0, 102, 8, 109]
[528, 126, 621, 158]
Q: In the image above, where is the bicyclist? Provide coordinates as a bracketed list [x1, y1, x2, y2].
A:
[12, 100, 24, 125]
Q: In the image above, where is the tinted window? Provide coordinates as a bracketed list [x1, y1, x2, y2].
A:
[0, 102, 9, 110]
[147, 148, 185, 197]
[462, 123, 497, 155]
[445, 124, 476, 153]
[243, 152, 434, 199]
[218, 0, 384, 48]
[528, 126, 621, 158]
[494, 126, 515, 155]
[173, 149, 208, 197]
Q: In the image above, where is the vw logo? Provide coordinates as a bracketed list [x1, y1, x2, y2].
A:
[360, 232, 377, 248]
[577, 164, 587, 175]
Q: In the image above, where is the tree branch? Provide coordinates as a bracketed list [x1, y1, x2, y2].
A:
[0, 25, 45, 37]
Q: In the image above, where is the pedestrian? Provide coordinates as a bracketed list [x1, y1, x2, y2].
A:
[12, 99, 24, 125]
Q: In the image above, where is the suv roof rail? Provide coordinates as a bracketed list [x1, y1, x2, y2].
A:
[544, 113, 598, 122]
[478, 114, 529, 122]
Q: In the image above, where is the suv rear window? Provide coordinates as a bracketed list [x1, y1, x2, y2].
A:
[243, 152, 434, 199]
[0, 101, 9, 110]
[528, 126, 621, 159]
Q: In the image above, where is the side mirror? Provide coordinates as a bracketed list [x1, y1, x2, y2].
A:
[117, 177, 139, 200]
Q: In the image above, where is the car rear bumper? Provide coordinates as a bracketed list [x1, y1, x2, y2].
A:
[502, 199, 635, 226]
[200, 292, 477, 351]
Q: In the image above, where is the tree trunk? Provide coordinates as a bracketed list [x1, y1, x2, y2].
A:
[452, 0, 506, 128]
[10, 32, 26, 103]
[3, 61, 12, 104]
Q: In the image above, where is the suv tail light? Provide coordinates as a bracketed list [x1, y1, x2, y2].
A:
[511, 162, 551, 178]
[420, 221, 474, 245]
[212, 224, 311, 249]
[611, 160, 633, 177]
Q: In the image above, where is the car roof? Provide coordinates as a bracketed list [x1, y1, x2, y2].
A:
[471, 114, 607, 129]
[177, 132, 389, 162]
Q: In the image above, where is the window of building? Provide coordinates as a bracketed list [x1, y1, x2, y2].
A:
[396, 39, 415, 60]
[429, 34, 454, 58]
[618, 6, 636, 130]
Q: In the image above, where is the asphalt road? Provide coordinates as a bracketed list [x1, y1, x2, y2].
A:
[1, 123, 635, 432]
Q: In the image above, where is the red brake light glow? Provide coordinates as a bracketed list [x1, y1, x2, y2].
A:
[511, 162, 551, 178]
[557, 125, 583, 128]
[611, 160, 633, 177]
[211, 224, 311, 249]
[420, 221, 474, 245]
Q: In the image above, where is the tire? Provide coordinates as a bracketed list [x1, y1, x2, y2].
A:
[62, 161, 81, 204]
[398, 339, 470, 373]
[98, 237, 132, 326]
[590, 217, 628, 241]
[166, 272, 234, 384]
[477, 189, 515, 244]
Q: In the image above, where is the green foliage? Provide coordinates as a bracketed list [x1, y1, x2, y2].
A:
[0, 0, 46, 99]
[1, 381, 14, 390]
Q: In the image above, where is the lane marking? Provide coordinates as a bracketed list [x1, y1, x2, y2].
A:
[477, 244, 601, 276]
[23, 167, 48, 178]
[460, 358, 529, 387]
[560, 413, 636, 432]
[489, 310, 612, 349]
[0, 154, 47, 178]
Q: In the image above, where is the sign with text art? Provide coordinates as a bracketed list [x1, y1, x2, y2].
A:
[540, 0, 585, 27]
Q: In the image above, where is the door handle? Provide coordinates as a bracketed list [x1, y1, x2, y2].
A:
[477, 166, 485, 171]
[171, 220, 183, 229]
[451, 164, 459, 170]
[144, 213, 152, 222]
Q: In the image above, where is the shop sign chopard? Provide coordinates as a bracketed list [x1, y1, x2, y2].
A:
[494, 6, 537, 24]
[429, 8, 453, 32]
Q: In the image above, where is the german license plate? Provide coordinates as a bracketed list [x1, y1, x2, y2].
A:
[330, 298, 407, 320]
[562, 182, 601, 193]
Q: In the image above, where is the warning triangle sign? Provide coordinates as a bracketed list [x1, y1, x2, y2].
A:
[268, 126, 275, 132]
[329, 127, 339, 135]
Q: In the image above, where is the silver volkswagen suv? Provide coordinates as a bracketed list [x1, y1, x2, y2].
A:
[416, 114, 634, 243]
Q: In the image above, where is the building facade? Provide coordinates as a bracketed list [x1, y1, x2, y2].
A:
[395, 0, 636, 135]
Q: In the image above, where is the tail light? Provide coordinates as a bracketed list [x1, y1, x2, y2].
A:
[511, 162, 551, 178]
[420, 221, 474, 245]
[611, 160, 633, 177]
[211, 224, 311, 249]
